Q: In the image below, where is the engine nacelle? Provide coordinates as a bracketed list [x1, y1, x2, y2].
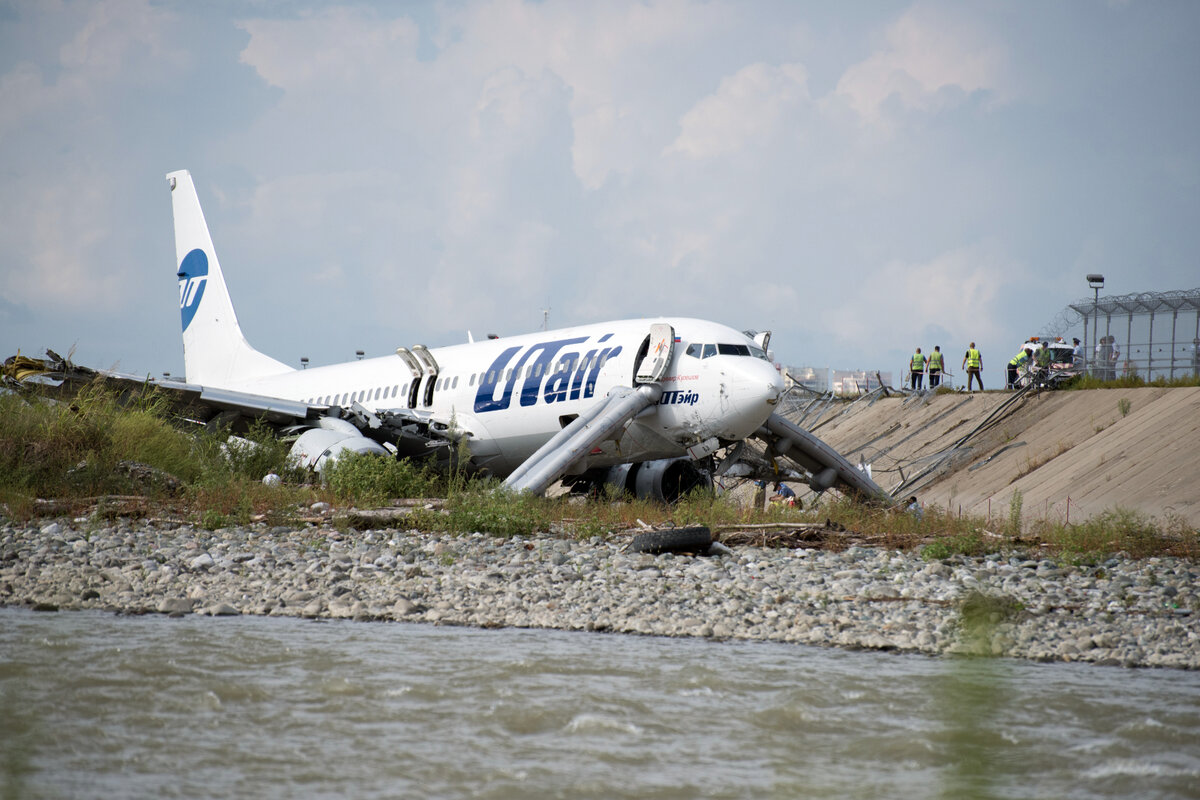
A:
[290, 417, 389, 472]
[601, 457, 713, 503]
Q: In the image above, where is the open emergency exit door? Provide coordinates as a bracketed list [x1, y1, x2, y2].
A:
[636, 323, 675, 383]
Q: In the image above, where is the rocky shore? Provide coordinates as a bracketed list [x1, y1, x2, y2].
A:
[2, 518, 1197, 669]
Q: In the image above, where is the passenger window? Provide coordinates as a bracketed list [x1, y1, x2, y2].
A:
[702, 344, 716, 359]
[469, 374, 475, 387]
[452, 376, 459, 389]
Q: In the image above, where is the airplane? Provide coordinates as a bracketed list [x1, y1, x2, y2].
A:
[5, 170, 890, 504]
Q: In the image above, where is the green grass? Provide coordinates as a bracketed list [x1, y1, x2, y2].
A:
[1062, 373, 1200, 390]
[322, 451, 443, 505]
[0, 386, 317, 524]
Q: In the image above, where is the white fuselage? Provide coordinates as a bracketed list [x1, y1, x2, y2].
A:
[222, 317, 784, 476]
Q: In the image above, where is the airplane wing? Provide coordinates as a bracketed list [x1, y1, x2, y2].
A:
[5, 349, 319, 424]
[3, 350, 460, 466]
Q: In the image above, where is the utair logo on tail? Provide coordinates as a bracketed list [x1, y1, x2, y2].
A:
[177, 249, 209, 332]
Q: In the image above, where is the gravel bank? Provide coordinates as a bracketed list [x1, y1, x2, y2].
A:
[2, 519, 1197, 669]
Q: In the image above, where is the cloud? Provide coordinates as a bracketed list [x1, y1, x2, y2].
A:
[834, 6, 1007, 125]
[238, 8, 420, 92]
[436, 0, 735, 189]
[0, 181, 123, 311]
[667, 63, 810, 159]
[816, 242, 1030, 353]
[0, 0, 179, 139]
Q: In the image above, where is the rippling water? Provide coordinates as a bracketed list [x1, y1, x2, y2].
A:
[1, 607, 1197, 799]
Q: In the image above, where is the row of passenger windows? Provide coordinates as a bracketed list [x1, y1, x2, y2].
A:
[684, 342, 770, 361]
[302, 352, 615, 408]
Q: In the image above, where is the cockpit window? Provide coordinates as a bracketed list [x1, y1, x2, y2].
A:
[685, 341, 771, 360]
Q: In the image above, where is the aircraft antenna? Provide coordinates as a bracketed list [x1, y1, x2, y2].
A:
[541, 308, 551, 331]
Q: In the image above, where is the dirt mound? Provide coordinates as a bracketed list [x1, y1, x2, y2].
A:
[803, 387, 1200, 529]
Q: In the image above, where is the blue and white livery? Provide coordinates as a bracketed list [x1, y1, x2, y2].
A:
[164, 169, 888, 503]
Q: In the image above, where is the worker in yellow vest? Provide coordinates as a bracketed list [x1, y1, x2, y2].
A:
[1007, 348, 1032, 389]
[910, 347, 927, 390]
[962, 342, 983, 391]
[928, 346, 945, 388]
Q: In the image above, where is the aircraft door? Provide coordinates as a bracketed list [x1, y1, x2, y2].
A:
[395, 347, 423, 407]
[635, 323, 675, 383]
[412, 345, 440, 408]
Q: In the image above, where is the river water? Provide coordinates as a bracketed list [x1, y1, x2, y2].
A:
[1, 608, 1197, 799]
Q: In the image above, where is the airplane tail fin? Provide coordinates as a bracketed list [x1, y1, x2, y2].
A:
[168, 170, 291, 386]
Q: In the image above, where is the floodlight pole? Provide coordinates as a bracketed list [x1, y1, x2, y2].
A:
[1087, 274, 1105, 376]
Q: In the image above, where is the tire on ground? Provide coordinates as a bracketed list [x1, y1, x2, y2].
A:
[629, 526, 712, 555]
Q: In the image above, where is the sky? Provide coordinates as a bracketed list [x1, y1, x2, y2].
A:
[2, 0, 1198, 390]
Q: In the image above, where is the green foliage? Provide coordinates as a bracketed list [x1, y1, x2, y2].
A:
[1064, 373, 1200, 390]
[0, 384, 325, 522]
[440, 485, 553, 537]
[670, 486, 741, 527]
[322, 451, 441, 504]
[1007, 489, 1023, 535]
[200, 508, 228, 530]
[189, 420, 305, 486]
[920, 533, 985, 560]
[1031, 507, 1196, 560]
[0, 387, 197, 499]
[1117, 397, 1132, 417]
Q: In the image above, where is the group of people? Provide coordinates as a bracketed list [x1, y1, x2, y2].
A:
[1005, 337, 1091, 389]
[1092, 335, 1122, 381]
[908, 343, 984, 392]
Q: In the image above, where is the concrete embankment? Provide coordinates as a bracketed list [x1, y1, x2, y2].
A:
[3, 519, 1197, 669]
[798, 386, 1200, 529]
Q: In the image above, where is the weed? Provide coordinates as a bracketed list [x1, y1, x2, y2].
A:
[1030, 507, 1197, 560]
[1117, 397, 1132, 417]
[921, 533, 985, 560]
[200, 508, 228, 530]
[1007, 490, 1023, 535]
[1064, 373, 1200, 390]
[322, 451, 442, 504]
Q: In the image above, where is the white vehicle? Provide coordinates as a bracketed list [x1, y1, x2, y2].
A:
[1016, 337, 1082, 389]
[10, 171, 890, 504]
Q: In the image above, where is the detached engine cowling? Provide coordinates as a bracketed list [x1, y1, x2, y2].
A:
[602, 458, 713, 503]
[290, 417, 389, 472]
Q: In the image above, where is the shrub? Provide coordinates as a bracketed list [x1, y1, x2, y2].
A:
[322, 451, 442, 504]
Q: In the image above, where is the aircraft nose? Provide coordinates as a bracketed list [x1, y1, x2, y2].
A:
[719, 359, 785, 440]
